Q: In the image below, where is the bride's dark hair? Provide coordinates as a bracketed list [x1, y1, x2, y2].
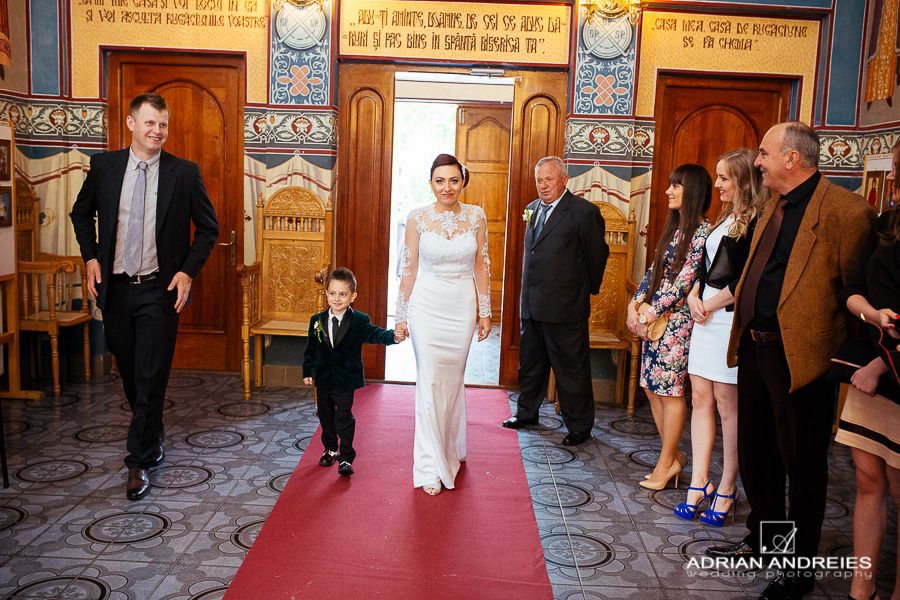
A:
[430, 153, 469, 188]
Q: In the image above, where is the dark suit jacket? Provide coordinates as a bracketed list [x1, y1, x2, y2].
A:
[727, 175, 875, 391]
[70, 148, 219, 315]
[520, 190, 610, 323]
[302, 307, 396, 392]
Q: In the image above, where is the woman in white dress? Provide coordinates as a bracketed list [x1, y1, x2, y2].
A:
[394, 154, 492, 496]
[675, 148, 766, 525]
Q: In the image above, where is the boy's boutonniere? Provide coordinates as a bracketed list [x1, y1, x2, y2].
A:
[314, 317, 326, 342]
[522, 208, 534, 224]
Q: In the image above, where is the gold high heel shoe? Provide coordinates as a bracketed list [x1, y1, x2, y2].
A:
[645, 452, 687, 479]
[639, 460, 682, 491]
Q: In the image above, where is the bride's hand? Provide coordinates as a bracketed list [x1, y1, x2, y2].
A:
[477, 317, 492, 342]
[396, 322, 410, 341]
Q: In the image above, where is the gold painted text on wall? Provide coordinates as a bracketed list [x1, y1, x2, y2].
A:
[339, 0, 570, 65]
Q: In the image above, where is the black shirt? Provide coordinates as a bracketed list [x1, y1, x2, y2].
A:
[749, 171, 821, 331]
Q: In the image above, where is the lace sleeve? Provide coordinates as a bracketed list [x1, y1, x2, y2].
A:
[473, 206, 491, 318]
[395, 211, 419, 324]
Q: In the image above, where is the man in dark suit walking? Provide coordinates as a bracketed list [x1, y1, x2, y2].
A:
[503, 156, 609, 445]
[70, 93, 219, 500]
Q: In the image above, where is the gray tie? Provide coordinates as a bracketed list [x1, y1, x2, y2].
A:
[123, 161, 148, 276]
[533, 204, 549, 240]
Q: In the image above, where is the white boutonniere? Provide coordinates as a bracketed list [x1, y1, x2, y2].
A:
[314, 317, 326, 343]
[522, 208, 534, 224]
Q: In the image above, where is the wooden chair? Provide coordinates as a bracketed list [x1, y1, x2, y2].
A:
[549, 201, 640, 417]
[15, 179, 91, 396]
[238, 187, 332, 400]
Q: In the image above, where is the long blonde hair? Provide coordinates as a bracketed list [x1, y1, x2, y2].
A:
[715, 148, 767, 238]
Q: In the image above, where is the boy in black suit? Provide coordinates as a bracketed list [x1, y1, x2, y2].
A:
[303, 267, 404, 476]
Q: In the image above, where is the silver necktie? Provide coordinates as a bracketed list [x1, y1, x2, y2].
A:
[123, 161, 148, 276]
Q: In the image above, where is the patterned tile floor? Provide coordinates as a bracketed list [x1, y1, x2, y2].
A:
[0, 371, 895, 599]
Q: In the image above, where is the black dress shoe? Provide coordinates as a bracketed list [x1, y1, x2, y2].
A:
[319, 450, 337, 467]
[126, 467, 151, 500]
[562, 431, 591, 446]
[758, 571, 815, 600]
[150, 444, 164, 468]
[705, 540, 757, 559]
[502, 416, 539, 429]
[337, 461, 354, 476]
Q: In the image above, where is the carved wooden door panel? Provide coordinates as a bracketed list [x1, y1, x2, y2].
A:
[455, 104, 512, 322]
[497, 70, 568, 387]
[649, 75, 790, 263]
[108, 52, 245, 371]
[336, 63, 396, 379]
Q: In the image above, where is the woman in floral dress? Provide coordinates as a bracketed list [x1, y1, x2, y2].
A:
[627, 164, 711, 491]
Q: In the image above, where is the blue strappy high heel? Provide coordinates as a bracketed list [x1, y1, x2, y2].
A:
[699, 488, 739, 527]
[673, 480, 715, 520]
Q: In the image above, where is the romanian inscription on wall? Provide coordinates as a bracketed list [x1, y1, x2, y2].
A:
[637, 10, 820, 120]
[339, 0, 571, 65]
[71, 0, 269, 102]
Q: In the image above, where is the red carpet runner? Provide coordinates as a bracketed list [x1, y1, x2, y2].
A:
[225, 385, 552, 599]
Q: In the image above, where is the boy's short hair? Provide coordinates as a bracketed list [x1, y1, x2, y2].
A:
[326, 267, 357, 293]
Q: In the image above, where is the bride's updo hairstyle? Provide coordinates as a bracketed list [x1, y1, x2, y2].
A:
[430, 153, 470, 188]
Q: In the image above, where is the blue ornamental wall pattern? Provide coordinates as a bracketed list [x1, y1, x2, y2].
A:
[0, 97, 106, 144]
[269, 6, 331, 106]
[244, 109, 336, 151]
[573, 18, 636, 116]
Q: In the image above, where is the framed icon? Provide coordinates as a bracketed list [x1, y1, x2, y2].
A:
[863, 153, 895, 214]
[0, 139, 10, 182]
[0, 185, 10, 227]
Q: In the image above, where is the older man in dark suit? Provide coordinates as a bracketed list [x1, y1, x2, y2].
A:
[70, 93, 219, 500]
[706, 122, 875, 600]
[503, 156, 609, 445]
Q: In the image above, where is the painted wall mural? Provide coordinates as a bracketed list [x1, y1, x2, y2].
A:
[565, 118, 651, 163]
[0, 97, 106, 145]
[244, 108, 336, 151]
[269, 0, 331, 105]
[573, 14, 635, 116]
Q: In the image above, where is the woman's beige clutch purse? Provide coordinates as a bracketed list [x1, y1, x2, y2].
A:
[638, 303, 668, 341]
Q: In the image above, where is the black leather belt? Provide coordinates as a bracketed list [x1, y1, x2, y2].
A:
[114, 272, 159, 285]
[750, 329, 782, 343]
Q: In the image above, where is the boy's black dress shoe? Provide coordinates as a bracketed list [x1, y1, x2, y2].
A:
[758, 572, 815, 600]
[319, 450, 337, 467]
[705, 540, 757, 559]
[562, 431, 591, 446]
[502, 416, 539, 429]
[126, 467, 151, 500]
[338, 461, 354, 476]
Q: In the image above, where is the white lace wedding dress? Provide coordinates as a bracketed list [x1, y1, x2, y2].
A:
[396, 202, 491, 490]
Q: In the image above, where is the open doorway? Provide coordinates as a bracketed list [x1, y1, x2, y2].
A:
[384, 71, 514, 385]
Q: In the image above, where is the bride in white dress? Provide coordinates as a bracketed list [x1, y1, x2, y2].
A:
[394, 154, 492, 496]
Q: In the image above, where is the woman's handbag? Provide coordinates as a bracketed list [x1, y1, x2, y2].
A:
[638, 302, 669, 341]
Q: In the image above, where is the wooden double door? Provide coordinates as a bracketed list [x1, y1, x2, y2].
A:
[107, 52, 245, 371]
[337, 64, 568, 386]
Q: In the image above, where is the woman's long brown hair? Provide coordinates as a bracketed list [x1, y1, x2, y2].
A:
[645, 164, 712, 301]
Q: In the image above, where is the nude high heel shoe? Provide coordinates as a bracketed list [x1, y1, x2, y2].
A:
[645, 452, 687, 479]
[640, 460, 682, 491]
